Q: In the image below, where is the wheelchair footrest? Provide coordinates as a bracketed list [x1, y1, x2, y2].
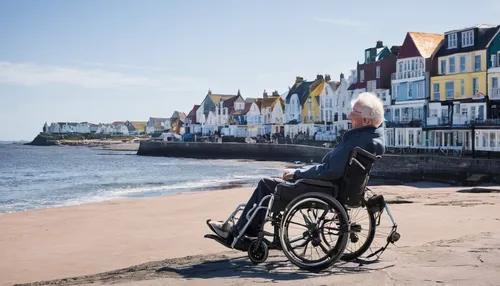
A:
[204, 234, 250, 251]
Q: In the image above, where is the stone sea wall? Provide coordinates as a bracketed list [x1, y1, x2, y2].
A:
[137, 141, 500, 183]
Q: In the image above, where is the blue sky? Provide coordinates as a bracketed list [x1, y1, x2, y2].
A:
[1, 0, 499, 140]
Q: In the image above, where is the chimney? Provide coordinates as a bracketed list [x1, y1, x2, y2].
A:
[316, 74, 324, 81]
[325, 74, 331, 82]
[272, 90, 279, 96]
[263, 89, 268, 99]
[295, 76, 303, 83]
[340, 73, 344, 80]
[376, 40, 383, 48]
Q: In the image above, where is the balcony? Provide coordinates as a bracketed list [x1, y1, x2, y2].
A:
[385, 119, 423, 128]
[452, 114, 469, 125]
[490, 88, 500, 100]
[426, 116, 451, 126]
[391, 70, 426, 81]
[471, 119, 500, 126]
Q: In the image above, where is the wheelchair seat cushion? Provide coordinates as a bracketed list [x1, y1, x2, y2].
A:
[271, 179, 340, 213]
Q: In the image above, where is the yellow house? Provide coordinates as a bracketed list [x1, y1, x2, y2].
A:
[426, 24, 499, 151]
[301, 74, 327, 123]
[429, 25, 499, 125]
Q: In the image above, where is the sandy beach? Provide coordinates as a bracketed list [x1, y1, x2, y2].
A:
[1, 182, 500, 286]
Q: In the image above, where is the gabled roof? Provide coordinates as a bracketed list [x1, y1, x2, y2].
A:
[285, 78, 312, 105]
[186, 105, 200, 118]
[261, 96, 280, 109]
[436, 25, 499, 57]
[127, 121, 147, 131]
[209, 94, 235, 104]
[245, 97, 258, 103]
[408, 32, 444, 58]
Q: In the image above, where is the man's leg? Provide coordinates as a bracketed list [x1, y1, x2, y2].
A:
[208, 177, 284, 240]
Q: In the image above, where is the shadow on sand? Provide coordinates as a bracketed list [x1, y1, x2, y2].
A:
[15, 252, 395, 285]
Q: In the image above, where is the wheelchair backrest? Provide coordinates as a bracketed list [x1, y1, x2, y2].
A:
[338, 146, 381, 207]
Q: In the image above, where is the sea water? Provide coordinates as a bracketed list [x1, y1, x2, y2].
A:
[0, 144, 286, 213]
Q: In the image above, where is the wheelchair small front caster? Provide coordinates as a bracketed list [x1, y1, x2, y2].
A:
[389, 231, 401, 243]
[248, 240, 269, 264]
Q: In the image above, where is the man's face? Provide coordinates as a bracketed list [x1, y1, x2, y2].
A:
[348, 102, 364, 129]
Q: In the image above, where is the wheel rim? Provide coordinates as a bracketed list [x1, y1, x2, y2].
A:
[344, 206, 374, 256]
[280, 197, 347, 267]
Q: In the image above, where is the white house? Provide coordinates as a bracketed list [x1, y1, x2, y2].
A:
[260, 91, 285, 134]
[146, 117, 170, 134]
[110, 122, 129, 136]
[246, 100, 262, 137]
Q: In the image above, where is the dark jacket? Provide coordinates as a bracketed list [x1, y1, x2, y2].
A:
[294, 126, 385, 181]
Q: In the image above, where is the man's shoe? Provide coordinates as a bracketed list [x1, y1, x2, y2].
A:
[207, 220, 234, 239]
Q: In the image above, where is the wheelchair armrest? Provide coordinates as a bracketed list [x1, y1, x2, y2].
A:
[295, 178, 334, 188]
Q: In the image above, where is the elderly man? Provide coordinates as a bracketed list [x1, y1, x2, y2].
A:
[207, 92, 386, 244]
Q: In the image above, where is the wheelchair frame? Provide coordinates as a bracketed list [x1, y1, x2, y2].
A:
[205, 147, 400, 270]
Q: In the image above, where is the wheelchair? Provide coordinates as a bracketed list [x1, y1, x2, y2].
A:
[205, 147, 400, 272]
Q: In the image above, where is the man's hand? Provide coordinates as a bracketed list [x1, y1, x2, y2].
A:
[282, 170, 295, 181]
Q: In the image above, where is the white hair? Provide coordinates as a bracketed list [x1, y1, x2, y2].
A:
[351, 92, 385, 127]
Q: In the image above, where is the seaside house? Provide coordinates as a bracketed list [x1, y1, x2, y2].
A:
[348, 41, 400, 146]
[324, 73, 353, 138]
[348, 41, 400, 109]
[246, 99, 262, 137]
[284, 76, 312, 138]
[196, 89, 240, 135]
[184, 105, 201, 134]
[146, 117, 170, 135]
[300, 74, 340, 139]
[473, 26, 500, 152]
[124, 121, 146, 135]
[218, 94, 247, 137]
[389, 32, 444, 148]
[110, 122, 129, 136]
[427, 24, 499, 151]
[50, 122, 80, 133]
[260, 90, 285, 135]
[95, 123, 114, 135]
[170, 111, 186, 134]
[88, 123, 98, 133]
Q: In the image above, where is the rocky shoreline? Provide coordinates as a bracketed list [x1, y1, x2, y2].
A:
[25, 133, 141, 151]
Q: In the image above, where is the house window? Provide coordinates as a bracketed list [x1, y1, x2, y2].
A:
[475, 55, 481, 71]
[376, 66, 380, 78]
[445, 81, 454, 99]
[472, 77, 479, 96]
[493, 77, 498, 89]
[433, 83, 440, 100]
[460, 56, 466, 72]
[440, 60, 446, 74]
[461, 79, 464, 97]
[360, 70, 364, 82]
[492, 54, 498, 68]
[408, 83, 413, 99]
[449, 57, 455, 73]
[461, 30, 474, 47]
[447, 33, 457, 49]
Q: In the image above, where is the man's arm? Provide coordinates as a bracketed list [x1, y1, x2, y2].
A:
[293, 143, 353, 181]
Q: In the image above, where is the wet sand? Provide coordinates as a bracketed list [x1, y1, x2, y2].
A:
[1, 183, 500, 286]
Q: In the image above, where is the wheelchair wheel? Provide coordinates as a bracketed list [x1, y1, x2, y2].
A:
[340, 206, 376, 261]
[248, 239, 269, 264]
[279, 192, 349, 272]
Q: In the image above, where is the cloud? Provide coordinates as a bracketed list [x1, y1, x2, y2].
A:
[312, 17, 367, 28]
[0, 61, 202, 91]
[71, 60, 171, 72]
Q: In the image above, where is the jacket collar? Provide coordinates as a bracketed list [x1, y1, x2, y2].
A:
[343, 125, 379, 140]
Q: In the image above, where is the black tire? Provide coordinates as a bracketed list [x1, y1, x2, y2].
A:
[341, 206, 376, 261]
[279, 192, 349, 272]
[248, 240, 269, 264]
